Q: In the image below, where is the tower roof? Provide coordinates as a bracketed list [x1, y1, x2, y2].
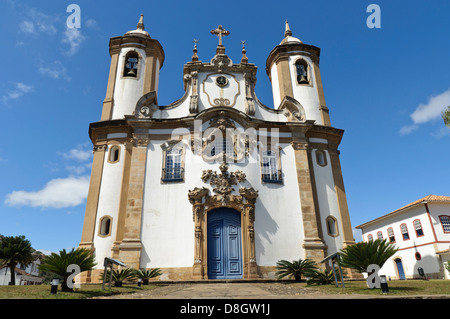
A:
[280, 20, 302, 44]
[126, 14, 150, 37]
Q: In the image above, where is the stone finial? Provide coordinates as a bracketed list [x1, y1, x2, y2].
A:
[284, 20, 293, 37]
[240, 40, 248, 64]
[137, 14, 145, 30]
[192, 39, 199, 62]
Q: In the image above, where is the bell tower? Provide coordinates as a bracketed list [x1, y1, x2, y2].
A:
[101, 14, 165, 121]
[266, 21, 331, 126]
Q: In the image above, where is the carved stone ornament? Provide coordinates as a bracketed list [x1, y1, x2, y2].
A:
[201, 162, 246, 201]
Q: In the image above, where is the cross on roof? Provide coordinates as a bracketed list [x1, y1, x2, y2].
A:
[210, 25, 230, 46]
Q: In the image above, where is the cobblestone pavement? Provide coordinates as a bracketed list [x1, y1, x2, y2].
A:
[92, 282, 362, 299]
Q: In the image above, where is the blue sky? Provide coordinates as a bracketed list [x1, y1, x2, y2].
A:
[0, 0, 449, 253]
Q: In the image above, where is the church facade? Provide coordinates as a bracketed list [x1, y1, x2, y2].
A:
[78, 15, 355, 282]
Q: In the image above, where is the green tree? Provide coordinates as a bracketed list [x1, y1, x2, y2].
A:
[306, 269, 336, 285]
[338, 239, 398, 274]
[0, 235, 34, 285]
[134, 268, 162, 285]
[275, 258, 318, 282]
[38, 248, 97, 292]
[443, 106, 450, 127]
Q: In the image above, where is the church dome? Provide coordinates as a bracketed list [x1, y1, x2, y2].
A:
[280, 21, 302, 44]
[125, 14, 150, 37]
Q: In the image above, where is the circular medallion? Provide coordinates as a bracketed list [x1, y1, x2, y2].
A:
[216, 75, 228, 87]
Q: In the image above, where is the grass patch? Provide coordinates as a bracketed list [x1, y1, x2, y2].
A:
[304, 279, 450, 296]
[0, 283, 159, 299]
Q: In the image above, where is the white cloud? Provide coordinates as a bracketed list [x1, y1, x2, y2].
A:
[1, 82, 34, 104]
[19, 8, 57, 36]
[39, 60, 71, 81]
[58, 146, 92, 161]
[62, 27, 85, 56]
[5, 175, 90, 209]
[400, 87, 450, 135]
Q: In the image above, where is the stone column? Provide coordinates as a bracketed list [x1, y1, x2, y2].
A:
[291, 133, 327, 264]
[78, 143, 106, 282]
[240, 187, 259, 279]
[118, 133, 149, 269]
[188, 187, 209, 279]
[100, 50, 119, 121]
[328, 142, 355, 247]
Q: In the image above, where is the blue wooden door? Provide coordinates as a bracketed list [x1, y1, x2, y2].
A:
[395, 258, 406, 280]
[207, 208, 243, 279]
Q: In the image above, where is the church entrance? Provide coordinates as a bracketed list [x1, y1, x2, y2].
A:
[207, 208, 243, 279]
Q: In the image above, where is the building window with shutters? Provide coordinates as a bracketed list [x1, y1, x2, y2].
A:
[377, 231, 383, 240]
[439, 215, 450, 233]
[400, 223, 410, 240]
[387, 227, 395, 243]
[413, 219, 424, 237]
[367, 234, 373, 241]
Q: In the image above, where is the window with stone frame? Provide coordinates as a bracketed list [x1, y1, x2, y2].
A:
[260, 149, 282, 183]
[295, 59, 309, 85]
[99, 216, 112, 237]
[123, 51, 139, 77]
[377, 231, 383, 240]
[326, 216, 338, 237]
[161, 141, 185, 182]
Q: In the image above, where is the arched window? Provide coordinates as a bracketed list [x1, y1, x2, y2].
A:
[315, 150, 327, 167]
[99, 216, 112, 237]
[387, 227, 395, 243]
[108, 145, 120, 163]
[326, 216, 338, 237]
[377, 231, 383, 240]
[261, 150, 282, 183]
[413, 219, 424, 237]
[123, 51, 139, 77]
[367, 234, 373, 241]
[400, 223, 410, 240]
[295, 59, 309, 85]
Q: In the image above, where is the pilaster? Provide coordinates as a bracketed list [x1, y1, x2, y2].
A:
[117, 133, 149, 269]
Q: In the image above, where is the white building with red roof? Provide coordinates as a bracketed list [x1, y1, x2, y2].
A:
[356, 195, 450, 280]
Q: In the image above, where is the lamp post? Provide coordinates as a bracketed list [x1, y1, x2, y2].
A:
[380, 275, 389, 294]
[50, 278, 59, 294]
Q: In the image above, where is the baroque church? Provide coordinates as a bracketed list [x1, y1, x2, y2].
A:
[78, 15, 355, 282]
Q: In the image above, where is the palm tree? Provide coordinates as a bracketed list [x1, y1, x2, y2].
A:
[0, 235, 34, 285]
[338, 239, 398, 274]
[101, 268, 137, 287]
[134, 268, 162, 285]
[275, 258, 318, 282]
[306, 269, 336, 285]
[38, 248, 97, 292]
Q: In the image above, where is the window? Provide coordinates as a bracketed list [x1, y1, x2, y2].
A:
[210, 135, 235, 158]
[413, 219, 424, 237]
[295, 59, 309, 84]
[162, 147, 183, 182]
[315, 150, 327, 167]
[439, 215, 450, 233]
[108, 145, 120, 163]
[377, 231, 383, 240]
[387, 227, 395, 243]
[123, 51, 139, 77]
[261, 150, 282, 183]
[326, 216, 338, 237]
[99, 216, 112, 237]
[415, 252, 422, 261]
[367, 234, 373, 241]
[400, 223, 409, 240]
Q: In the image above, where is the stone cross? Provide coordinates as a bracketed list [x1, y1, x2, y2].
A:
[210, 25, 230, 46]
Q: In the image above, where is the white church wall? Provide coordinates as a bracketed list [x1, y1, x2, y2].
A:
[311, 147, 344, 254]
[270, 63, 281, 108]
[93, 144, 125, 267]
[428, 202, 450, 242]
[112, 47, 147, 119]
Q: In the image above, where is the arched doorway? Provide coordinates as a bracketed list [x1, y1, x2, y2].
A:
[395, 258, 406, 280]
[207, 208, 243, 279]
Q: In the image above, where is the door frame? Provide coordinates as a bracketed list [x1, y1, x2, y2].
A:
[188, 187, 259, 279]
[207, 208, 243, 279]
